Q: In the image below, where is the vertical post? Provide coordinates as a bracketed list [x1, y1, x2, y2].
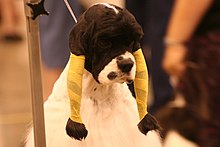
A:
[23, 0, 46, 146]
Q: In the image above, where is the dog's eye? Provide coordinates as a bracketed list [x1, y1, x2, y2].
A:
[97, 40, 112, 49]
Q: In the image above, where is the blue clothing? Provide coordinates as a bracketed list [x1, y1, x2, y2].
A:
[40, 0, 83, 68]
[126, 0, 174, 114]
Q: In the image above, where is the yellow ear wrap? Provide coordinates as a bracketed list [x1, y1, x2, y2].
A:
[66, 53, 88, 140]
[67, 53, 85, 123]
[133, 49, 161, 135]
[133, 49, 148, 120]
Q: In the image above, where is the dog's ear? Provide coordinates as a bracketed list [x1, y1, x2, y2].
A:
[133, 41, 141, 51]
[133, 23, 144, 51]
[133, 49, 162, 136]
[127, 11, 144, 52]
[69, 18, 85, 55]
[81, 20, 96, 55]
[69, 13, 88, 56]
[69, 14, 96, 57]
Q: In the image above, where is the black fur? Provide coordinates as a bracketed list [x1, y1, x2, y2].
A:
[69, 4, 143, 83]
[137, 114, 162, 136]
[67, 3, 156, 140]
[66, 118, 88, 140]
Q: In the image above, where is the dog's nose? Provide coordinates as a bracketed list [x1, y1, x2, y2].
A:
[117, 58, 134, 73]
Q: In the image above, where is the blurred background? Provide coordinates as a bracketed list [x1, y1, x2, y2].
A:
[0, 0, 32, 147]
[0, 0, 219, 147]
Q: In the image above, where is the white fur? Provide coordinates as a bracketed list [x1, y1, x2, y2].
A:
[98, 3, 119, 14]
[81, 1, 125, 9]
[98, 51, 136, 84]
[25, 62, 162, 147]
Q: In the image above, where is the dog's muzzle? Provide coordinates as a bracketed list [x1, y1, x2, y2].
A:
[98, 52, 136, 85]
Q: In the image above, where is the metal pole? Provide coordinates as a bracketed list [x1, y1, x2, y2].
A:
[23, 0, 48, 146]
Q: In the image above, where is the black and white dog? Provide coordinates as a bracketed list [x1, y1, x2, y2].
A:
[25, 3, 162, 147]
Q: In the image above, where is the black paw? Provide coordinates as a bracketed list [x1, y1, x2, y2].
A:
[137, 114, 162, 136]
[66, 118, 88, 140]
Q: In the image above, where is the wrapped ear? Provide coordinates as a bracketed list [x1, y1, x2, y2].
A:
[69, 14, 87, 56]
[66, 11, 96, 140]
[66, 53, 87, 140]
[66, 13, 91, 140]
[133, 49, 161, 135]
[67, 54, 85, 124]
[69, 15, 96, 70]
[133, 49, 148, 120]
[69, 13, 96, 56]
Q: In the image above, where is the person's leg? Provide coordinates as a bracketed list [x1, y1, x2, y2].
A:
[143, 0, 174, 114]
[150, 42, 173, 114]
[126, 0, 173, 113]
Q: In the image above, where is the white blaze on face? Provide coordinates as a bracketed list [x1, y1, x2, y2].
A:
[98, 3, 119, 14]
[98, 51, 136, 85]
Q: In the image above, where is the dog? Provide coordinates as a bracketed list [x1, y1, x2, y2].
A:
[25, 3, 162, 147]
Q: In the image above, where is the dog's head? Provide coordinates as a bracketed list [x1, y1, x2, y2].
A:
[69, 3, 144, 84]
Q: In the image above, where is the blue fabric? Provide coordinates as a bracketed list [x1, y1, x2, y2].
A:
[39, 0, 83, 68]
[126, 0, 174, 114]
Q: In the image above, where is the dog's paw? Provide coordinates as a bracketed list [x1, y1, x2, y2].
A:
[66, 118, 88, 140]
[137, 114, 162, 136]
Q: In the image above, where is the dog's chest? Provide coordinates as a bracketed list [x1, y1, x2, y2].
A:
[81, 70, 133, 106]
